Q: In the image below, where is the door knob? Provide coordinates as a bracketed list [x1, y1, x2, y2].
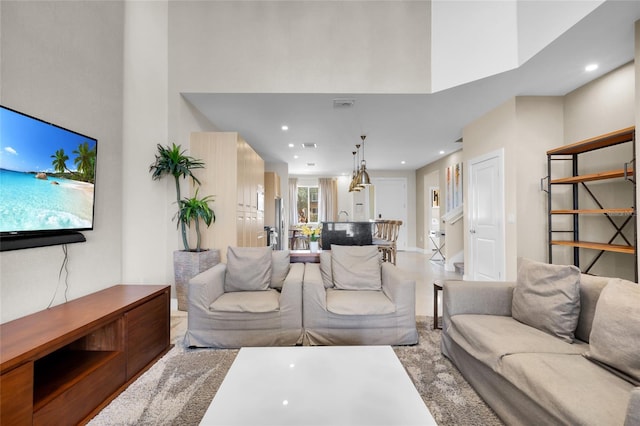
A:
[470, 229, 476, 234]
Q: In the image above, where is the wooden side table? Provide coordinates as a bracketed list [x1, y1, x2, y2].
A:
[433, 280, 443, 330]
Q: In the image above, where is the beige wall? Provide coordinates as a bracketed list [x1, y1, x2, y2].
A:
[514, 97, 564, 263]
[0, 1, 125, 322]
[121, 1, 171, 285]
[167, 1, 430, 95]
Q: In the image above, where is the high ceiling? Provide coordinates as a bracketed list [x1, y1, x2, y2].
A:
[184, 1, 640, 176]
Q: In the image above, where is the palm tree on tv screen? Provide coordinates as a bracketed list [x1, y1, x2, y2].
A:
[73, 141, 96, 183]
[51, 149, 69, 173]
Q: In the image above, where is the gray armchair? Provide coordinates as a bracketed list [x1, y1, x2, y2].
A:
[303, 245, 418, 345]
[185, 247, 304, 348]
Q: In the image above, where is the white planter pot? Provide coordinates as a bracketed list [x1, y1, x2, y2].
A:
[173, 249, 220, 311]
[310, 241, 319, 253]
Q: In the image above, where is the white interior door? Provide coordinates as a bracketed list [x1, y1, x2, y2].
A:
[372, 178, 408, 250]
[468, 150, 505, 281]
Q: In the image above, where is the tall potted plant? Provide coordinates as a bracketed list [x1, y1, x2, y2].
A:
[150, 143, 204, 250]
[150, 143, 219, 310]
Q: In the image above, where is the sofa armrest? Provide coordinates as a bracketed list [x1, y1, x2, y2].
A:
[381, 262, 415, 308]
[188, 263, 226, 314]
[625, 387, 640, 426]
[279, 263, 304, 313]
[442, 280, 515, 331]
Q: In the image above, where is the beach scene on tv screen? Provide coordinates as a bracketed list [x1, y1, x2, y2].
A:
[0, 108, 96, 233]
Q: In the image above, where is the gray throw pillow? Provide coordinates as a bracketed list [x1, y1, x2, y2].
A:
[270, 250, 290, 290]
[575, 274, 610, 342]
[331, 245, 381, 291]
[512, 257, 581, 343]
[224, 246, 272, 292]
[585, 278, 640, 385]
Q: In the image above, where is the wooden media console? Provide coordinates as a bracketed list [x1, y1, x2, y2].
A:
[0, 285, 171, 425]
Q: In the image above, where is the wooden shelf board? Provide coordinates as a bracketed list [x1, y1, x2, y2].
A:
[551, 240, 635, 254]
[547, 127, 635, 155]
[551, 208, 634, 215]
[33, 350, 121, 410]
[550, 169, 633, 184]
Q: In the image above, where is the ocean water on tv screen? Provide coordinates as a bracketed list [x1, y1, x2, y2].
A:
[0, 169, 94, 232]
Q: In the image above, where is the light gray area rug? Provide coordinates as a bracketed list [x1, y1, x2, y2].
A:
[89, 317, 503, 426]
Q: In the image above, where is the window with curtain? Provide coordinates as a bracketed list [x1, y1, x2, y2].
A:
[297, 185, 318, 223]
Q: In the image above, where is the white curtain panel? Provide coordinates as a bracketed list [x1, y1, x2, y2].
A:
[289, 178, 298, 225]
[319, 178, 337, 222]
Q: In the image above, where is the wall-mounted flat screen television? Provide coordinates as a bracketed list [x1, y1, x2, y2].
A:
[0, 105, 97, 244]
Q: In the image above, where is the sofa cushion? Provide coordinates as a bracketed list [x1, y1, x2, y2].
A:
[575, 274, 609, 342]
[626, 388, 640, 426]
[326, 288, 395, 315]
[448, 314, 588, 373]
[225, 246, 272, 292]
[512, 257, 581, 343]
[500, 352, 633, 426]
[319, 250, 333, 288]
[585, 278, 640, 385]
[331, 245, 381, 291]
[270, 250, 290, 290]
[210, 289, 280, 313]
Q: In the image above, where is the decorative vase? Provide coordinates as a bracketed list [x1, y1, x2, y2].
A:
[173, 249, 221, 311]
[310, 241, 319, 253]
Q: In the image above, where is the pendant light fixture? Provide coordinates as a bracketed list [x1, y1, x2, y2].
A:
[349, 148, 362, 192]
[356, 134, 371, 186]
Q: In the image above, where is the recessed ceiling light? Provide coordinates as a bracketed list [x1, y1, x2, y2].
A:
[401, 160, 406, 165]
[585, 63, 598, 72]
[288, 143, 294, 148]
[293, 155, 299, 159]
[439, 150, 445, 155]
[281, 125, 289, 131]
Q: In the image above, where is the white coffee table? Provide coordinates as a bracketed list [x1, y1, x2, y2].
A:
[199, 345, 437, 426]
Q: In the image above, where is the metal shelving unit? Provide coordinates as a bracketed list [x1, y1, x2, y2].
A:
[542, 127, 636, 280]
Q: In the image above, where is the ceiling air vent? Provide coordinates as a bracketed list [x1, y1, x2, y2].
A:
[301, 143, 317, 149]
[455, 137, 463, 143]
[333, 98, 355, 108]
[306, 162, 316, 167]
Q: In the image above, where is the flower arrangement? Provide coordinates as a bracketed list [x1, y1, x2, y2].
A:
[300, 224, 321, 242]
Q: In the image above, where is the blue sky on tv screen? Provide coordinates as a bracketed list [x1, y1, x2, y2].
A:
[0, 107, 96, 173]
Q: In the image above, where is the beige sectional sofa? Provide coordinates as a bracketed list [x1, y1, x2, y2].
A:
[441, 258, 640, 426]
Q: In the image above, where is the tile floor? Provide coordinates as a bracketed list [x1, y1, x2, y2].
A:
[394, 250, 462, 317]
[170, 250, 462, 340]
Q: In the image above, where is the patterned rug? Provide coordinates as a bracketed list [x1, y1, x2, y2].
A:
[88, 318, 503, 425]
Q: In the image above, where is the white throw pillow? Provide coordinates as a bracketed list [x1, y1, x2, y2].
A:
[512, 257, 581, 343]
[331, 245, 381, 291]
[224, 246, 272, 292]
